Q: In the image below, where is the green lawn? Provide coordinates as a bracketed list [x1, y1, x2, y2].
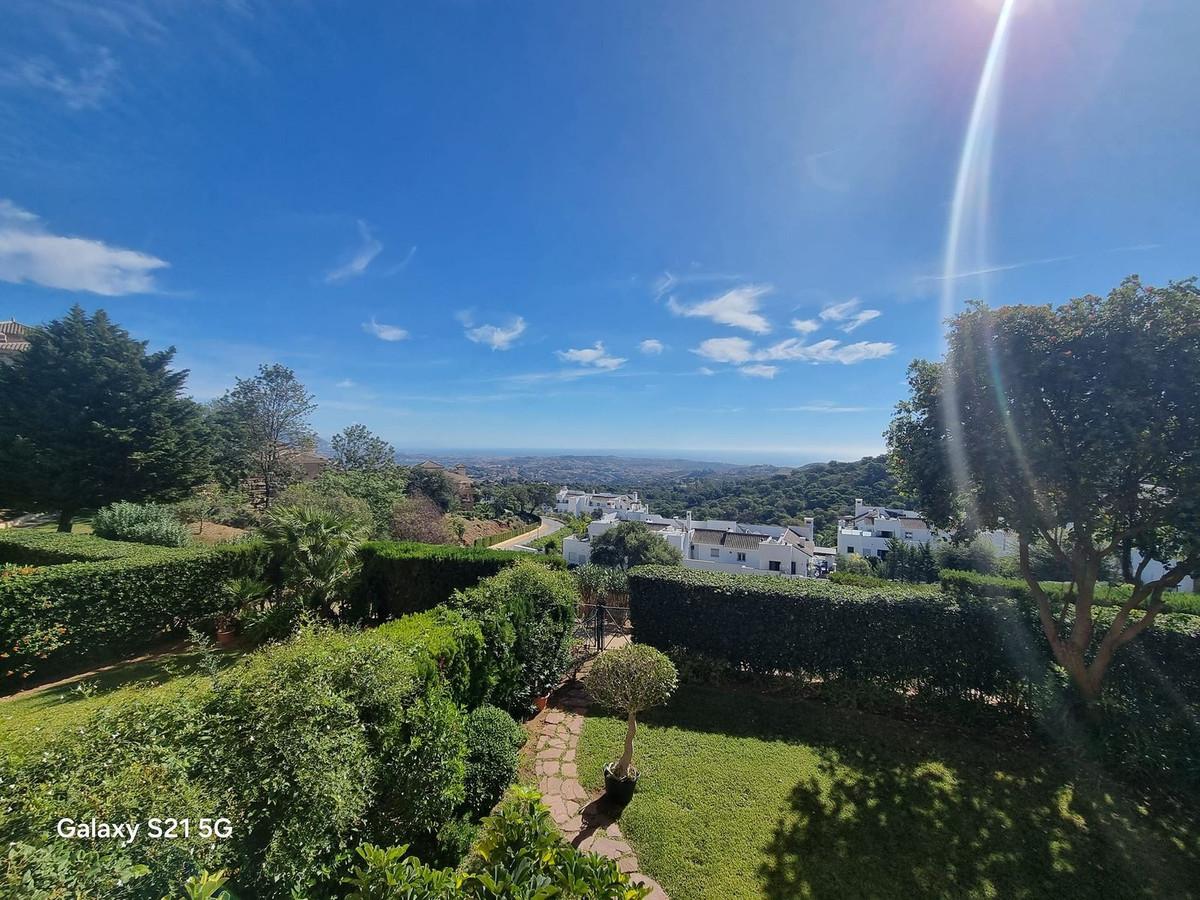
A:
[0, 645, 243, 760]
[578, 684, 1200, 900]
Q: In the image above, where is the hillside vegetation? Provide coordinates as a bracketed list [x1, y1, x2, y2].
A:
[639, 455, 906, 541]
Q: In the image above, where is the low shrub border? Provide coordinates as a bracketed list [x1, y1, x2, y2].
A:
[473, 516, 542, 548]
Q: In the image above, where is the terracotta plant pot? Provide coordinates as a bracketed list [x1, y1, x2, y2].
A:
[215, 627, 237, 648]
[534, 694, 550, 711]
[603, 762, 639, 804]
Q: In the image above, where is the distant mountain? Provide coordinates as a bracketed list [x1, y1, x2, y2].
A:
[391, 451, 773, 487]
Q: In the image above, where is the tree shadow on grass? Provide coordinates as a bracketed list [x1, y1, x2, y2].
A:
[758, 747, 1200, 900]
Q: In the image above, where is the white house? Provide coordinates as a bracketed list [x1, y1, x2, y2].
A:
[563, 509, 820, 578]
[836, 499, 933, 559]
[555, 488, 647, 517]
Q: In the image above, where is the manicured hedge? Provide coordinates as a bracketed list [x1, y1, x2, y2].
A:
[829, 570, 941, 595]
[629, 566, 1200, 713]
[473, 518, 541, 547]
[0, 533, 266, 685]
[354, 541, 564, 622]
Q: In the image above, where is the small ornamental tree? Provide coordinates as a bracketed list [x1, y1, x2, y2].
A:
[331, 423, 396, 473]
[887, 277, 1200, 705]
[584, 644, 677, 782]
[590, 521, 683, 569]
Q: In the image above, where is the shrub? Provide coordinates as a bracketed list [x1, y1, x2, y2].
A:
[0, 530, 140, 565]
[274, 482, 375, 532]
[205, 625, 466, 897]
[93, 501, 193, 547]
[391, 494, 452, 544]
[354, 541, 548, 622]
[584, 644, 677, 779]
[449, 561, 578, 713]
[462, 705, 526, 815]
[829, 570, 941, 595]
[261, 504, 367, 619]
[376, 608, 488, 707]
[473, 518, 540, 548]
[0, 534, 261, 685]
[590, 520, 683, 568]
[2, 690, 229, 899]
[343, 788, 647, 899]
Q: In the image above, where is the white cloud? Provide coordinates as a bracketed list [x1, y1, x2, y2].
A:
[819, 297, 882, 333]
[667, 285, 773, 334]
[464, 316, 526, 350]
[739, 364, 778, 379]
[0, 48, 118, 110]
[639, 338, 664, 355]
[556, 341, 626, 370]
[773, 403, 876, 413]
[791, 318, 821, 335]
[692, 333, 894, 367]
[325, 219, 382, 283]
[0, 199, 168, 295]
[362, 317, 408, 341]
[698, 367, 716, 376]
[335, 379, 356, 388]
[693, 336, 754, 364]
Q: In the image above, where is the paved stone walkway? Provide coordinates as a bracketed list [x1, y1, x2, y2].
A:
[534, 672, 668, 900]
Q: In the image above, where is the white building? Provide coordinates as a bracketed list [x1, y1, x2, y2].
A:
[555, 488, 647, 517]
[836, 499, 933, 559]
[563, 509, 822, 578]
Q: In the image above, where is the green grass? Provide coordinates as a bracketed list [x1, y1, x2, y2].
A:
[0, 645, 243, 760]
[578, 684, 1200, 900]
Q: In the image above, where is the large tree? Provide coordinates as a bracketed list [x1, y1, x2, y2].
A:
[0, 307, 210, 531]
[887, 277, 1200, 703]
[209, 364, 316, 506]
[407, 466, 455, 512]
[590, 520, 683, 569]
[330, 423, 395, 473]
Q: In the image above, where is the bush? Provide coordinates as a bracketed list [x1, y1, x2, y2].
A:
[462, 705, 526, 816]
[93, 501, 193, 547]
[206, 625, 466, 897]
[390, 494, 453, 544]
[1, 690, 229, 899]
[376, 608, 488, 707]
[343, 788, 647, 899]
[449, 562, 578, 713]
[584, 643, 677, 779]
[274, 482, 375, 532]
[472, 518, 540, 548]
[354, 541, 551, 622]
[0, 533, 263, 685]
[829, 570, 941, 595]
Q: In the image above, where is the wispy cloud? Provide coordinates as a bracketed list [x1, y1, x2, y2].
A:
[0, 198, 168, 295]
[917, 244, 1159, 284]
[383, 245, 417, 276]
[791, 318, 821, 335]
[555, 341, 626, 370]
[772, 403, 878, 413]
[693, 333, 894, 367]
[0, 48, 119, 110]
[739, 364, 778, 379]
[362, 317, 408, 342]
[459, 312, 526, 350]
[667, 285, 773, 334]
[335, 378, 356, 388]
[325, 219, 382, 283]
[819, 297, 881, 333]
[652, 269, 743, 300]
[639, 338, 664, 355]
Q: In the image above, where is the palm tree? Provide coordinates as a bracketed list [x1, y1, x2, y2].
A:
[261, 504, 366, 618]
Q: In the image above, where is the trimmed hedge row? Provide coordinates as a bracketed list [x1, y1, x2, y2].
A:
[473, 518, 541, 548]
[376, 608, 488, 708]
[0, 533, 267, 685]
[0, 530, 139, 565]
[628, 566, 1200, 711]
[354, 541, 565, 621]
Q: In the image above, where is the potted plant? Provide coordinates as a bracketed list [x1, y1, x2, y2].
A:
[214, 576, 270, 648]
[213, 612, 238, 647]
[584, 643, 677, 804]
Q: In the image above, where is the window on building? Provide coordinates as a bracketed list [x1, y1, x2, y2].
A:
[710, 547, 719, 558]
[737, 552, 747, 562]
[790, 561, 796, 575]
[879, 530, 893, 538]
[846, 546, 854, 554]
[769, 560, 781, 571]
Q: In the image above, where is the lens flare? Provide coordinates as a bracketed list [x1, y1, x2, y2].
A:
[940, 0, 1018, 511]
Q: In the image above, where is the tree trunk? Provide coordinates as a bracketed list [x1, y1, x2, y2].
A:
[56, 508, 75, 532]
[614, 712, 637, 780]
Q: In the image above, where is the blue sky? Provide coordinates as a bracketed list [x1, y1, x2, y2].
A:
[2, 0, 1198, 465]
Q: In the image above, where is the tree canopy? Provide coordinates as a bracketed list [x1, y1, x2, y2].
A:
[887, 277, 1200, 702]
[208, 364, 316, 505]
[0, 307, 210, 530]
[331, 423, 395, 472]
[590, 520, 683, 568]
